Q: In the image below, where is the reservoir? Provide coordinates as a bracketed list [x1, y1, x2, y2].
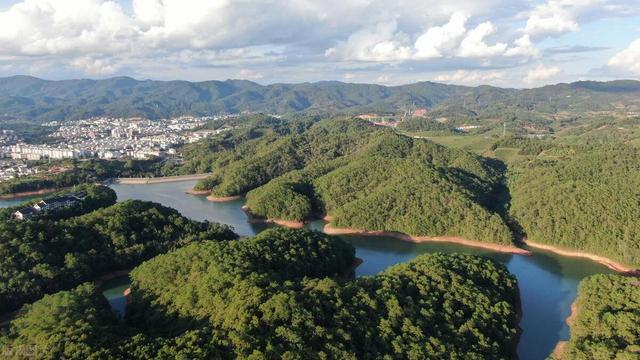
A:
[109, 181, 614, 360]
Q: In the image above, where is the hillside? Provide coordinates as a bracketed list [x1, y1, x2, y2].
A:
[1, 76, 640, 122]
[508, 144, 640, 267]
[0, 228, 520, 359]
[193, 117, 514, 245]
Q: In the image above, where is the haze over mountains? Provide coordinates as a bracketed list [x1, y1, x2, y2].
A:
[1, 75, 640, 122]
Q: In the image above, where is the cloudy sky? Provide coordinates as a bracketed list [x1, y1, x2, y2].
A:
[0, 0, 639, 87]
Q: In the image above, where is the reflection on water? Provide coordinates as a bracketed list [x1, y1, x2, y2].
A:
[105, 181, 613, 360]
[111, 181, 269, 237]
[100, 275, 131, 320]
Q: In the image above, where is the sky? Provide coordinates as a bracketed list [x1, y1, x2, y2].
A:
[0, 0, 639, 88]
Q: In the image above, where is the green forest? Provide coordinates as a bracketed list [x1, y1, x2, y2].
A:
[508, 144, 640, 267]
[0, 187, 236, 313]
[194, 118, 513, 245]
[0, 228, 521, 359]
[561, 274, 640, 359]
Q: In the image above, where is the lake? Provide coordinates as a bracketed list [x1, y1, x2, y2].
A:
[105, 181, 614, 360]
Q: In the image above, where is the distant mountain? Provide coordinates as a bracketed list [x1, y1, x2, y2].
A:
[0, 75, 639, 122]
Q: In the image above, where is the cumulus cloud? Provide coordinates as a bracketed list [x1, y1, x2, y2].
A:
[330, 12, 538, 62]
[457, 21, 507, 58]
[520, 0, 636, 39]
[0, 0, 135, 56]
[435, 70, 505, 85]
[505, 35, 541, 58]
[525, 64, 561, 84]
[324, 21, 412, 62]
[414, 12, 468, 59]
[608, 38, 640, 75]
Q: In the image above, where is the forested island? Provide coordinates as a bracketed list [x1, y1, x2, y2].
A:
[0, 185, 235, 313]
[0, 228, 521, 359]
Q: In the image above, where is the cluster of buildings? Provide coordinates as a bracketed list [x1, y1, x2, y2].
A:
[14, 191, 87, 220]
[0, 130, 18, 144]
[0, 115, 235, 162]
[0, 159, 39, 182]
[356, 108, 429, 128]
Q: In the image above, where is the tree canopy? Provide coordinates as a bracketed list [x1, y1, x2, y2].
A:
[508, 144, 640, 267]
[0, 197, 236, 313]
[1, 228, 520, 360]
[562, 274, 640, 360]
[196, 118, 513, 244]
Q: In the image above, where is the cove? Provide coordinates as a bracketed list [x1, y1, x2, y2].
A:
[106, 180, 613, 360]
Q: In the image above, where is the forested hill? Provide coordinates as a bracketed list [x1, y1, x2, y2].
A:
[0, 228, 520, 359]
[1, 75, 640, 121]
[189, 117, 514, 245]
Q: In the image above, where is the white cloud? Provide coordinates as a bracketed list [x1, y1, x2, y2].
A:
[0, 0, 135, 56]
[522, 0, 582, 38]
[457, 21, 507, 58]
[70, 56, 122, 75]
[414, 12, 468, 59]
[505, 35, 540, 58]
[329, 12, 538, 62]
[435, 70, 505, 85]
[237, 69, 264, 80]
[520, 0, 635, 39]
[0, 0, 634, 86]
[325, 21, 412, 62]
[608, 38, 640, 75]
[525, 64, 561, 84]
[344, 73, 356, 80]
[376, 74, 392, 83]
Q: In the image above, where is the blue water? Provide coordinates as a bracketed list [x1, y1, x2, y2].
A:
[0, 196, 37, 209]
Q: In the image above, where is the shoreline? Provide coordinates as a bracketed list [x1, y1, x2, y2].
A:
[0, 188, 58, 199]
[342, 257, 363, 278]
[323, 224, 533, 255]
[523, 240, 639, 275]
[186, 189, 211, 196]
[550, 297, 580, 359]
[207, 194, 242, 202]
[241, 205, 305, 228]
[113, 173, 212, 185]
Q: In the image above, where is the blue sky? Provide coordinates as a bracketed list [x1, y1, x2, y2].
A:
[0, 0, 639, 87]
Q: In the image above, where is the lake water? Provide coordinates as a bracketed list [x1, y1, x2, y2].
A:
[0, 196, 37, 209]
[80, 181, 616, 360]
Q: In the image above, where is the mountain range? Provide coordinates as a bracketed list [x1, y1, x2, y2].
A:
[1, 75, 640, 122]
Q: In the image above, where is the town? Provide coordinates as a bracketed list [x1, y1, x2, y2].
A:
[0, 115, 237, 182]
